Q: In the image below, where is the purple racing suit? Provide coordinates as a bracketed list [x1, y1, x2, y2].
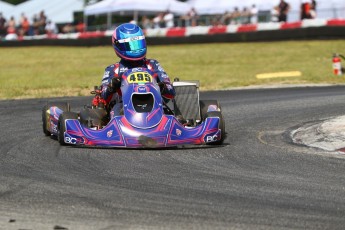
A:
[100, 58, 176, 117]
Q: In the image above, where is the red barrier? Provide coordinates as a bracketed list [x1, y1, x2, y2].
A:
[237, 24, 257, 33]
[280, 22, 302, 30]
[208, 26, 227, 35]
[327, 19, 345, 26]
[78, 31, 106, 39]
[166, 28, 186, 37]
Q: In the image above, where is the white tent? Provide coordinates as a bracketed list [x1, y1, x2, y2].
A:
[0, 0, 15, 19]
[84, 0, 113, 15]
[185, 0, 244, 15]
[5, 0, 84, 24]
[84, 0, 191, 16]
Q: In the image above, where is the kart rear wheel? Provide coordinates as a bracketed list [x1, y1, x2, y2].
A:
[79, 108, 108, 129]
[42, 102, 71, 136]
[204, 111, 225, 145]
[199, 100, 221, 121]
[58, 111, 78, 146]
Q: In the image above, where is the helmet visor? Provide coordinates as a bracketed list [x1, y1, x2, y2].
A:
[114, 35, 146, 52]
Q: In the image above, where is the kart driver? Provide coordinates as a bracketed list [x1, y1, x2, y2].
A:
[99, 23, 176, 118]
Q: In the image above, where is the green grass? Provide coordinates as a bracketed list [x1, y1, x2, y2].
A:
[0, 40, 344, 99]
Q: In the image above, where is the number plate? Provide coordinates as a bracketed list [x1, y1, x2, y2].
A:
[127, 72, 152, 83]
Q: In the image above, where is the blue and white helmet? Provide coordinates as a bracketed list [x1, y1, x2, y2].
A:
[112, 23, 147, 61]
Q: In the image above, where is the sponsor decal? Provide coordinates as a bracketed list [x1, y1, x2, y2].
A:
[138, 86, 147, 92]
[118, 35, 145, 43]
[107, 130, 113, 138]
[129, 36, 142, 41]
[65, 136, 77, 144]
[205, 134, 218, 143]
[157, 63, 164, 72]
[131, 67, 142, 72]
[51, 123, 57, 133]
[176, 129, 182, 136]
[119, 67, 127, 73]
[102, 71, 110, 79]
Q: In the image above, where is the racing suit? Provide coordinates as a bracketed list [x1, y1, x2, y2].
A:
[100, 58, 175, 118]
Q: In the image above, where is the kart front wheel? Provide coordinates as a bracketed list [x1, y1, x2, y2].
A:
[42, 102, 70, 136]
[204, 111, 225, 145]
[58, 111, 78, 145]
[199, 100, 221, 121]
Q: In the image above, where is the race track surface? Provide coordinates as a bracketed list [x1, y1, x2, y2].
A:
[1, 86, 345, 230]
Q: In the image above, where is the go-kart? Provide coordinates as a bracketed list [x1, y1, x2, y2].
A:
[42, 68, 225, 148]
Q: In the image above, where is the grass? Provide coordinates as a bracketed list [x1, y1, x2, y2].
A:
[0, 40, 344, 99]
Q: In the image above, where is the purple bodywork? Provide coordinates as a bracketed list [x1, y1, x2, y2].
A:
[46, 68, 222, 148]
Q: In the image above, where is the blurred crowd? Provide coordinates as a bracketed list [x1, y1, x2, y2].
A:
[0, 10, 85, 40]
[137, 5, 258, 29]
[138, 7, 199, 29]
[271, 0, 317, 23]
[137, 0, 318, 29]
[0, 0, 320, 39]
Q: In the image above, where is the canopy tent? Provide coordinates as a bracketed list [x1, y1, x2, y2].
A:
[185, 0, 250, 15]
[3, 0, 84, 24]
[84, 0, 191, 29]
[0, 1, 15, 19]
[84, 0, 191, 16]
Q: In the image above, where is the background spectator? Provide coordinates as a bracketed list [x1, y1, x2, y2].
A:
[311, 0, 317, 18]
[231, 7, 241, 25]
[250, 4, 258, 24]
[241, 7, 251, 24]
[152, 12, 163, 29]
[45, 20, 58, 35]
[140, 15, 152, 29]
[0, 13, 7, 37]
[38, 10, 47, 34]
[75, 21, 85, 32]
[301, 0, 312, 20]
[163, 11, 174, 28]
[7, 16, 16, 35]
[181, 7, 198, 27]
[62, 23, 74, 33]
[220, 11, 231, 25]
[32, 14, 39, 35]
[19, 15, 30, 36]
[277, 0, 290, 22]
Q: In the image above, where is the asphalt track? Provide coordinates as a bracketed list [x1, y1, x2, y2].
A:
[1, 85, 345, 230]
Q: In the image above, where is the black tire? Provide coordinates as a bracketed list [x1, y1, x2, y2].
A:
[42, 102, 71, 136]
[58, 111, 78, 146]
[199, 100, 221, 121]
[204, 111, 225, 145]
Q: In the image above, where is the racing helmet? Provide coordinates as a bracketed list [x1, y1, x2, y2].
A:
[112, 23, 147, 61]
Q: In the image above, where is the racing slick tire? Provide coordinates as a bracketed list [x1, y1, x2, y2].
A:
[204, 111, 225, 145]
[79, 108, 108, 129]
[42, 102, 70, 136]
[58, 111, 78, 146]
[200, 100, 224, 145]
[199, 100, 221, 120]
